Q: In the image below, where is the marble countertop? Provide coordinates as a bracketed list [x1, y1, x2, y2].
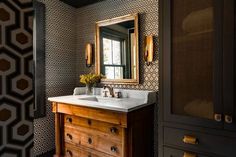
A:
[48, 89, 156, 112]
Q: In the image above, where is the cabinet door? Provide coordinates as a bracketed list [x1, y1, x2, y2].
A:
[162, 0, 223, 128]
[223, 0, 236, 131]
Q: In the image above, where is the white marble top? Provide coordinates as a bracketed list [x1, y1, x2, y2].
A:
[48, 88, 156, 112]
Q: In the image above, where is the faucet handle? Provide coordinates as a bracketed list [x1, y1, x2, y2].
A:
[114, 92, 122, 98]
[102, 91, 108, 97]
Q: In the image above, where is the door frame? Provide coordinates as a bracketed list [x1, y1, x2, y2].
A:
[223, 0, 236, 131]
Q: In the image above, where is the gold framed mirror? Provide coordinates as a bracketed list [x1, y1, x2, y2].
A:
[95, 14, 139, 84]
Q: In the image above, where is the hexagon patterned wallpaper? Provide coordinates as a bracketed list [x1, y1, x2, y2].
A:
[0, 0, 34, 156]
[34, 0, 77, 156]
[76, 0, 159, 92]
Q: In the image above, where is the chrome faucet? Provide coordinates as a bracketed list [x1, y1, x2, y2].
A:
[103, 86, 114, 97]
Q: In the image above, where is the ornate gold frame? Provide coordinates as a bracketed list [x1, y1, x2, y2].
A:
[95, 13, 139, 84]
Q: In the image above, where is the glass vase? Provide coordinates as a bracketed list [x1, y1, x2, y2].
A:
[85, 84, 93, 95]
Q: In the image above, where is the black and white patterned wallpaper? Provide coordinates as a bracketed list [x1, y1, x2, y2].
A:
[0, 0, 34, 156]
[76, 0, 159, 156]
[33, 0, 77, 156]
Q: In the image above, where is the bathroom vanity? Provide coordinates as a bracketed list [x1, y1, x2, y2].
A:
[49, 89, 156, 157]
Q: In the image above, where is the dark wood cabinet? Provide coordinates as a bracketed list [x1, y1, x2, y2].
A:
[159, 0, 236, 156]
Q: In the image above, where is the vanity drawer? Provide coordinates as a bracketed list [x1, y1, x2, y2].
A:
[164, 147, 211, 157]
[64, 115, 123, 140]
[164, 127, 236, 157]
[54, 103, 127, 127]
[64, 143, 111, 157]
[64, 126, 122, 157]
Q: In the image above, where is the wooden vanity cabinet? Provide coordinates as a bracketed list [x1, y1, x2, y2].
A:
[159, 0, 236, 157]
[52, 102, 154, 157]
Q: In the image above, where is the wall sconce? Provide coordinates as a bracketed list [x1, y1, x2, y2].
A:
[85, 43, 93, 67]
[144, 35, 154, 66]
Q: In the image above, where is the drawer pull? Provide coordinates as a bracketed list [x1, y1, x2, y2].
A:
[110, 127, 118, 134]
[225, 115, 233, 124]
[183, 152, 197, 157]
[88, 119, 92, 125]
[111, 146, 118, 153]
[214, 113, 222, 122]
[88, 137, 92, 144]
[66, 150, 73, 157]
[66, 133, 73, 140]
[183, 135, 198, 145]
[66, 117, 72, 123]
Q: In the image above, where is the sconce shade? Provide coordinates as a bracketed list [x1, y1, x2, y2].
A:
[144, 35, 154, 65]
[85, 43, 93, 67]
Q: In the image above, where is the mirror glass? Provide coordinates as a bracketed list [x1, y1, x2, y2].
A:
[96, 14, 139, 84]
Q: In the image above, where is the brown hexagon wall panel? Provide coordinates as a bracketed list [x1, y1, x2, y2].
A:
[0, 0, 33, 156]
[0, 8, 10, 21]
[0, 58, 11, 72]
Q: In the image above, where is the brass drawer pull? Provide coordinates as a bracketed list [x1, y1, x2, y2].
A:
[66, 117, 72, 123]
[214, 113, 222, 122]
[111, 146, 118, 153]
[88, 137, 92, 144]
[110, 127, 118, 134]
[183, 152, 197, 157]
[225, 115, 233, 124]
[183, 135, 198, 145]
[66, 150, 73, 157]
[66, 133, 73, 140]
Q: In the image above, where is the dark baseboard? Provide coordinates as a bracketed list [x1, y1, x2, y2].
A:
[36, 149, 55, 157]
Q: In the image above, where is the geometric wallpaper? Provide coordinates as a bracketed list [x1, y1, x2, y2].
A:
[33, 0, 77, 156]
[0, 0, 34, 156]
[76, 0, 159, 92]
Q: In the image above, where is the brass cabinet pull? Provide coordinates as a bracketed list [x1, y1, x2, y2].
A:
[183, 135, 198, 145]
[66, 150, 73, 157]
[66, 133, 72, 140]
[183, 152, 197, 157]
[225, 115, 233, 124]
[110, 127, 118, 134]
[214, 113, 222, 122]
[111, 146, 118, 153]
[66, 117, 72, 123]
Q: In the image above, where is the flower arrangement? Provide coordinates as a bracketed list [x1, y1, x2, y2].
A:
[80, 73, 104, 86]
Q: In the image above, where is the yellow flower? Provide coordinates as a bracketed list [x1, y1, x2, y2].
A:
[80, 73, 105, 85]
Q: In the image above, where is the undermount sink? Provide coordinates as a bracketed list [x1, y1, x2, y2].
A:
[79, 96, 121, 102]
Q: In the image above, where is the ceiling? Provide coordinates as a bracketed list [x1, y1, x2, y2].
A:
[60, 0, 104, 8]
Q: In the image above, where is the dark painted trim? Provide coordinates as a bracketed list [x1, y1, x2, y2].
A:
[33, 0, 46, 118]
[223, 0, 236, 131]
[60, 0, 105, 8]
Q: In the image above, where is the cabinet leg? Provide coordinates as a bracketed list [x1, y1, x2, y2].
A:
[55, 113, 62, 156]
